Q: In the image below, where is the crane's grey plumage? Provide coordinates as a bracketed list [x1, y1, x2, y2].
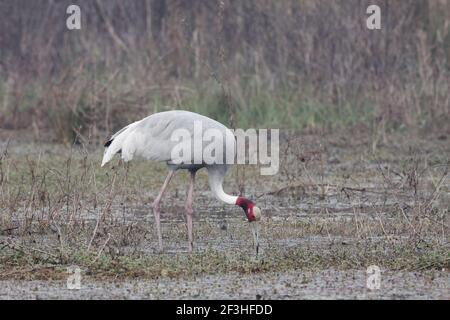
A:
[101, 110, 261, 253]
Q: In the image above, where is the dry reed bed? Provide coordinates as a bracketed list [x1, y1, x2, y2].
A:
[1, 0, 449, 142]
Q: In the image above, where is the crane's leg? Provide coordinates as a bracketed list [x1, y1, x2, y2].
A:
[152, 170, 175, 252]
[185, 170, 196, 252]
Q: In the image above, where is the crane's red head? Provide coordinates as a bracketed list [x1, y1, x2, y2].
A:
[236, 197, 261, 222]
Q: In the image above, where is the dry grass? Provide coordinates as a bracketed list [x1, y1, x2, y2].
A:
[0, 0, 449, 142]
[0, 130, 448, 280]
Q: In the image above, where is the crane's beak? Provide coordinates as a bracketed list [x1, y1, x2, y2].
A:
[250, 221, 260, 256]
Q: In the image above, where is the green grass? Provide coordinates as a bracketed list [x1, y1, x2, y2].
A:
[0, 74, 378, 143]
[1, 238, 448, 281]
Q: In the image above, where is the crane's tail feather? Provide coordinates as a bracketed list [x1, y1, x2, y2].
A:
[101, 122, 139, 167]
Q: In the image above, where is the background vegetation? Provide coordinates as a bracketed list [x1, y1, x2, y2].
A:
[0, 0, 449, 143]
[0, 2, 448, 291]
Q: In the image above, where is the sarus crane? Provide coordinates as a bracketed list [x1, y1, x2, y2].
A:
[101, 110, 261, 253]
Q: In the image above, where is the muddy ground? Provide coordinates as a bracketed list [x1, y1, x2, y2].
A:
[1, 269, 448, 299]
[0, 130, 448, 299]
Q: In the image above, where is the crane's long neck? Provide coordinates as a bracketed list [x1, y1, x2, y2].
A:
[208, 172, 239, 204]
[208, 167, 238, 205]
[208, 166, 257, 222]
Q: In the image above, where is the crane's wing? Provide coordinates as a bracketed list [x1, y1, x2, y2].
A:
[101, 110, 235, 167]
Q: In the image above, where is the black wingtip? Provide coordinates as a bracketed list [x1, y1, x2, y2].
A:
[104, 139, 113, 147]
